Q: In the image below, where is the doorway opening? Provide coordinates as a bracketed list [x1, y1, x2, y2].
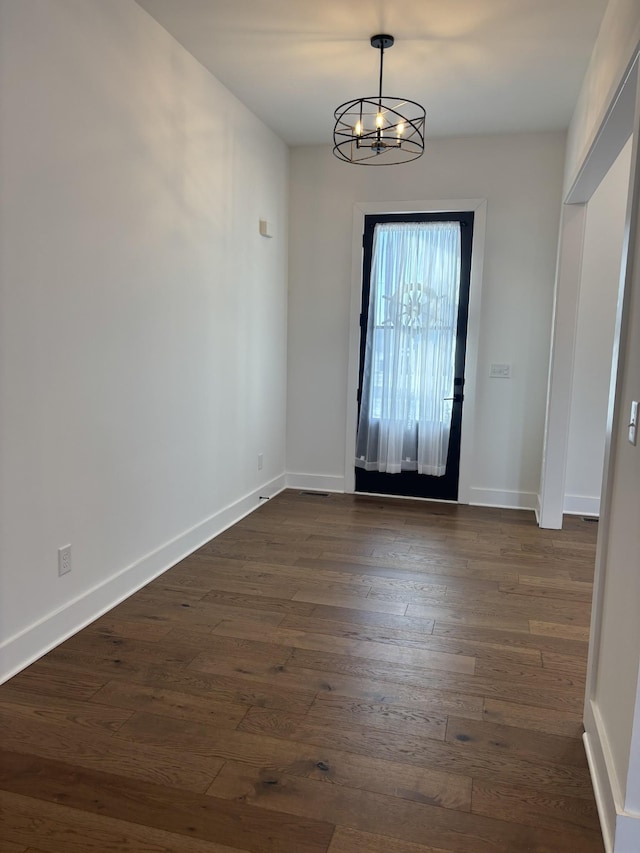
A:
[354, 211, 474, 501]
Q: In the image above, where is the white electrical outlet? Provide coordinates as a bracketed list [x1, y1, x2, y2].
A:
[258, 453, 264, 471]
[58, 544, 72, 576]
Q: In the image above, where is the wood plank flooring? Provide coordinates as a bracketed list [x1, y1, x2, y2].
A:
[0, 490, 604, 852]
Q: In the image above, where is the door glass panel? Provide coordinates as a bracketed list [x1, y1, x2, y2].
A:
[355, 221, 461, 476]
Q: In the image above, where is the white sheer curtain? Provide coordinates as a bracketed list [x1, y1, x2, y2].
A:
[355, 221, 461, 476]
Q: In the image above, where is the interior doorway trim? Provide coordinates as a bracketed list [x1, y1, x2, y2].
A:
[344, 198, 487, 502]
[538, 53, 639, 530]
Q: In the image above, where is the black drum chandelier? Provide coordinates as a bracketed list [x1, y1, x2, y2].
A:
[333, 35, 426, 165]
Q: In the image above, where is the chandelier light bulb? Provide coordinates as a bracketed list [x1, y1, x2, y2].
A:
[354, 120, 363, 137]
[396, 121, 405, 137]
[375, 112, 384, 129]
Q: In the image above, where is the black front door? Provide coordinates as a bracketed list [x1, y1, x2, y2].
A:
[355, 212, 474, 501]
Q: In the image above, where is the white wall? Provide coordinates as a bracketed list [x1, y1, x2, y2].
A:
[0, 0, 289, 681]
[287, 133, 566, 508]
[564, 138, 633, 516]
[565, 0, 640, 194]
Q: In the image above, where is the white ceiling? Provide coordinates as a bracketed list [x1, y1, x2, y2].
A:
[135, 0, 608, 146]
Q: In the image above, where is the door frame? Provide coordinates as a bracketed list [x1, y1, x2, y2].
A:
[344, 198, 487, 501]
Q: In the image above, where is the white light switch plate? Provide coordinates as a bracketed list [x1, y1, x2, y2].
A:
[629, 400, 638, 446]
[490, 363, 511, 379]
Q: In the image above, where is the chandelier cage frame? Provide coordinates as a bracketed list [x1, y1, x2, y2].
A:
[333, 34, 426, 165]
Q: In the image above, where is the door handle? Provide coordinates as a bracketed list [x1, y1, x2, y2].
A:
[443, 394, 463, 403]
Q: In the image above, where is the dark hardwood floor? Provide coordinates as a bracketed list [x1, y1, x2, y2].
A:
[0, 490, 604, 852]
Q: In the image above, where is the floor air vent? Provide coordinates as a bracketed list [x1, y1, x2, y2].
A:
[299, 491, 331, 497]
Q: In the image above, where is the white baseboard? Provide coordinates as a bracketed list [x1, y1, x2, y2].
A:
[285, 478, 537, 512]
[583, 699, 640, 852]
[564, 494, 601, 517]
[584, 730, 615, 853]
[0, 475, 286, 685]
[534, 493, 542, 524]
[286, 472, 345, 493]
[583, 698, 623, 853]
[468, 487, 538, 511]
[584, 723, 640, 852]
